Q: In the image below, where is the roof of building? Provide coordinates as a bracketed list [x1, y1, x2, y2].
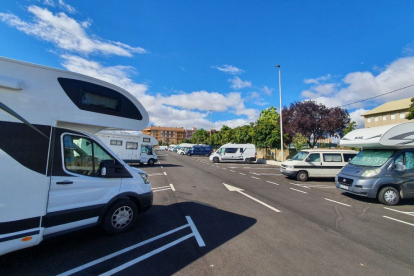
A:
[361, 97, 412, 116]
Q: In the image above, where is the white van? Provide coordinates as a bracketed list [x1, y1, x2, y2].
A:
[209, 143, 257, 163]
[0, 57, 153, 256]
[280, 149, 358, 181]
[97, 132, 159, 165]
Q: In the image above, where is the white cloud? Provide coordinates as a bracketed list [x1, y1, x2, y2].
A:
[228, 76, 252, 90]
[212, 64, 244, 75]
[58, 0, 77, 14]
[302, 56, 414, 109]
[303, 74, 332, 84]
[349, 109, 368, 129]
[0, 6, 147, 56]
[262, 85, 273, 96]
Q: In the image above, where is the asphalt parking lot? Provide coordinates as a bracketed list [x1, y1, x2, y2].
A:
[2, 151, 414, 276]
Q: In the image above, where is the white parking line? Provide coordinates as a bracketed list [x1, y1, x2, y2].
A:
[383, 216, 414, 227]
[239, 173, 246, 175]
[289, 182, 311, 189]
[153, 188, 172, 193]
[230, 170, 236, 172]
[251, 176, 260, 180]
[290, 188, 308, 194]
[164, 172, 167, 175]
[222, 168, 227, 170]
[249, 172, 260, 175]
[148, 173, 166, 176]
[58, 216, 205, 276]
[266, 181, 279, 185]
[384, 207, 414, 217]
[153, 186, 171, 190]
[324, 198, 351, 207]
[170, 184, 176, 191]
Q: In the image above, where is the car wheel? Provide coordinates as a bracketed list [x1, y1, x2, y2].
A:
[102, 200, 138, 234]
[296, 171, 308, 181]
[378, 186, 400, 205]
[148, 159, 155, 166]
[187, 153, 191, 156]
[213, 157, 219, 163]
[245, 158, 250, 164]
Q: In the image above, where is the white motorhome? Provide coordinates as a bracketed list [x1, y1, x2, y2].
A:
[336, 122, 414, 205]
[97, 132, 159, 165]
[209, 143, 257, 163]
[0, 57, 153, 256]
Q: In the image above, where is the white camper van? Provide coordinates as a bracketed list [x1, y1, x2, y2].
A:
[0, 57, 153, 256]
[97, 132, 159, 165]
[336, 122, 414, 205]
[209, 143, 257, 163]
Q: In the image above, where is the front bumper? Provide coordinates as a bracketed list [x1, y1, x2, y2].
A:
[335, 175, 378, 198]
[280, 167, 297, 177]
[139, 191, 153, 213]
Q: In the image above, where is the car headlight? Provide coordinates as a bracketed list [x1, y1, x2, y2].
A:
[138, 172, 150, 184]
[286, 165, 294, 169]
[362, 168, 381, 177]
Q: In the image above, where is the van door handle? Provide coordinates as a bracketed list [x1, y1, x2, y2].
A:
[56, 181, 73, 185]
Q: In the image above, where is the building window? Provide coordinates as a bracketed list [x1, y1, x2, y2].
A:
[400, 112, 405, 119]
[374, 116, 379, 122]
[382, 115, 387, 121]
[391, 113, 396, 119]
[367, 117, 371, 123]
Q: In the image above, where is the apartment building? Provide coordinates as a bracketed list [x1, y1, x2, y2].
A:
[362, 97, 412, 128]
[142, 126, 185, 144]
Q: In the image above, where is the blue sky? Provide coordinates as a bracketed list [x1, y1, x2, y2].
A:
[1, 0, 414, 130]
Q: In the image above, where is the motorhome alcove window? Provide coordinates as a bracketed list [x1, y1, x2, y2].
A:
[81, 91, 120, 112]
[143, 138, 151, 143]
[323, 153, 342, 162]
[110, 140, 122, 146]
[350, 149, 396, 167]
[63, 135, 114, 176]
[126, 142, 138, 150]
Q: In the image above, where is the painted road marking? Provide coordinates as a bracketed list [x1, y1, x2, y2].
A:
[153, 186, 171, 190]
[289, 182, 311, 189]
[266, 181, 279, 185]
[251, 176, 261, 180]
[148, 173, 166, 176]
[249, 172, 260, 175]
[230, 170, 236, 172]
[384, 207, 414, 217]
[222, 168, 227, 170]
[239, 173, 246, 175]
[170, 184, 176, 191]
[223, 183, 281, 213]
[164, 172, 167, 175]
[324, 198, 351, 207]
[383, 216, 414, 227]
[290, 188, 308, 194]
[58, 216, 204, 276]
[153, 188, 172, 193]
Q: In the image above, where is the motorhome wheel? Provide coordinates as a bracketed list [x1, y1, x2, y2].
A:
[103, 200, 138, 234]
[213, 157, 219, 163]
[378, 186, 400, 206]
[296, 171, 308, 181]
[148, 159, 154, 166]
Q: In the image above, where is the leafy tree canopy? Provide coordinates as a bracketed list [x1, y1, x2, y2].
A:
[406, 97, 414, 120]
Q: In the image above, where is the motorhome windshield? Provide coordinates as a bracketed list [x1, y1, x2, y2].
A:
[293, 151, 309, 161]
[349, 149, 396, 167]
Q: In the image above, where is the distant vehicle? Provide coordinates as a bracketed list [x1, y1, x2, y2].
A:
[97, 132, 159, 166]
[209, 143, 256, 163]
[168, 144, 176, 151]
[280, 149, 358, 181]
[0, 56, 152, 256]
[187, 145, 212, 156]
[157, 146, 168, 151]
[336, 122, 414, 205]
[178, 147, 190, 155]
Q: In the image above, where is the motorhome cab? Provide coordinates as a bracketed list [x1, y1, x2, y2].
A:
[336, 122, 414, 205]
[0, 57, 152, 256]
[97, 132, 159, 165]
[209, 143, 256, 163]
[280, 149, 358, 181]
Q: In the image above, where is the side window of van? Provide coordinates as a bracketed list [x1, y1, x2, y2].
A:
[240, 148, 244, 153]
[308, 153, 320, 162]
[343, 153, 357, 162]
[126, 142, 138, 150]
[63, 134, 114, 176]
[225, 148, 238, 153]
[323, 153, 342, 162]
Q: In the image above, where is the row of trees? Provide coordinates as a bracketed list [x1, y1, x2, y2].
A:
[182, 100, 355, 150]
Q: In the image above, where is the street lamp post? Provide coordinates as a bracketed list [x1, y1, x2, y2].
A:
[209, 110, 213, 136]
[276, 65, 284, 162]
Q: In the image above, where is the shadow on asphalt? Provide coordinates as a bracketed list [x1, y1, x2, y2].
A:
[341, 192, 414, 206]
[0, 202, 257, 276]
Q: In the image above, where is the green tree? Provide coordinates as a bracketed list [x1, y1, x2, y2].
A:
[234, 124, 253, 144]
[219, 125, 235, 144]
[342, 121, 357, 137]
[254, 106, 281, 150]
[292, 133, 307, 151]
[191, 129, 209, 144]
[406, 97, 414, 120]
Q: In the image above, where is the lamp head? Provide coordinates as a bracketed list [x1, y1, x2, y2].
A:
[275, 65, 280, 68]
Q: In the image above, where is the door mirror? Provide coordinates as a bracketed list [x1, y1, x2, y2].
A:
[395, 162, 406, 172]
[99, 159, 118, 178]
[305, 157, 310, 162]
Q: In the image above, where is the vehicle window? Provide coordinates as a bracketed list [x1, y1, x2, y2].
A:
[308, 153, 320, 162]
[343, 153, 357, 162]
[225, 148, 238, 153]
[217, 148, 224, 154]
[293, 151, 309, 161]
[240, 148, 244, 153]
[126, 142, 138, 149]
[406, 152, 414, 170]
[323, 153, 342, 162]
[110, 140, 122, 146]
[350, 149, 396, 167]
[63, 135, 114, 176]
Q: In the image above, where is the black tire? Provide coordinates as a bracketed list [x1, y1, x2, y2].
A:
[187, 153, 191, 156]
[102, 200, 138, 234]
[148, 159, 155, 166]
[213, 157, 219, 163]
[378, 186, 400, 205]
[245, 158, 251, 164]
[296, 171, 308, 182]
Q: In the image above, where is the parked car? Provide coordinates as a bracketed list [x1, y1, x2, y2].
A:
[209, 143, 256, 163]
[187, 145, 212, 156]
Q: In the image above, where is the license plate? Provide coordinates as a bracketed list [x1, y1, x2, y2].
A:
[339, 184, 349, 190]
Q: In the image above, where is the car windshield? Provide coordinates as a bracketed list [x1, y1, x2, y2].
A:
[349, 149, 396, 167]
[292, 151, 309, 161]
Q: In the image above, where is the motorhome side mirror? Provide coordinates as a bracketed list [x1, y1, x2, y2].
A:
[99, 160, 117, 177]
[395, 162, 406, 172]
[348, 158, 352, 162]
[305, 157, 310, 162]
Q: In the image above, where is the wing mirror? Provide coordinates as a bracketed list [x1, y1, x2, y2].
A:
[305, 157, 310, 162]
[394, 162, 406, 172]
[99, 159, 118, 177]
